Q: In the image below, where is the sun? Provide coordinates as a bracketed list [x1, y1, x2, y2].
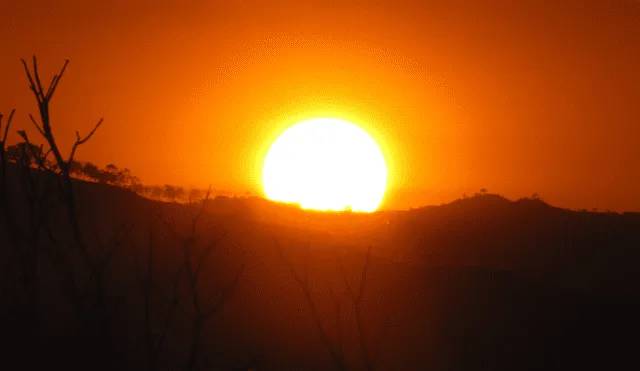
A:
[262, 118, 387, 212]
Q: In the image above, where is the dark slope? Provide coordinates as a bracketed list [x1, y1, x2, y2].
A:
[385, 194, 640, 295]
[1, 168, 639, 370]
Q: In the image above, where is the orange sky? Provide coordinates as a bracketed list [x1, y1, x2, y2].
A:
[1, 0, 639, 211]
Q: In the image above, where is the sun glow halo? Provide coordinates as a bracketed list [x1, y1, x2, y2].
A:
[262, 118, 387, 212]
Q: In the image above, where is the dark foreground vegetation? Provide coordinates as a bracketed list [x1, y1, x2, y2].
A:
[1, 58, 639, 370]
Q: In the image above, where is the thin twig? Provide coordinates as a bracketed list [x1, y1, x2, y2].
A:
[1, 109, 15, 142]
[46, 60, 69, 100]
[21, 59, 40, 100]
[32, 56, 45, 100]
[68, 118, 103, 165]
[29, 114, 46, 137]
[275, 240, 345, 370]
[335, 245, 374, 370]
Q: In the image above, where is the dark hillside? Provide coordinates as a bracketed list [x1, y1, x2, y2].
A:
[1, 163, 639, 370]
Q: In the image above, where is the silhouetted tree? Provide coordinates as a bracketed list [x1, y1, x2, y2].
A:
[149, 187, 243, 371]
[1, 56, 249, 370]
[275, 242, 346, 370]
[69, 159, 83, 176]
[22, 56, 103, 246]
[4, 142, 44, 166]
[276, 242, 391, 370]
[0, 58, 142, 371]
[334, 246, 389, 370]
[176, 186, 185, 200]
[4, 143, 20, 161]
[189, 188, 203, 202]
[164, 184, 185, 201]
[83, 162, 101, 182]
[128, 174, 143, 194]
[164, 184, 178, 200]
[105, 163, 118, 173]
[151, 186, 164, 198]
[115, 167, 131, 186]
[99, 163, 117, 184]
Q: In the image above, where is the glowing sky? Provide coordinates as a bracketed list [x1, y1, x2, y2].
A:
[1, 0, 639, 211]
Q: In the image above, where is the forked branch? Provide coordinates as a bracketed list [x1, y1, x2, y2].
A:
[21, 56, 104, 249]
[0, 109, 15, 144]
[275, 241, 345, 370]
[21, 56, 103, 174]
[68, 118, 104, 165]
[335, 245, 380, 371]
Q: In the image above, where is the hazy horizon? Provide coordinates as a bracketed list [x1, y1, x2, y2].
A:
[2, 0, 639, 212]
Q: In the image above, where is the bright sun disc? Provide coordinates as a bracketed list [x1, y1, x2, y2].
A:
[262, 118, 387, 212]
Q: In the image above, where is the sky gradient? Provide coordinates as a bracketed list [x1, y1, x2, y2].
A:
[1, 0, 639, 211]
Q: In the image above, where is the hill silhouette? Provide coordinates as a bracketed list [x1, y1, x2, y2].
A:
[1, 160, 639, 370]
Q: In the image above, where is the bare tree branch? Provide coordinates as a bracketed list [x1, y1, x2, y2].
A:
[32, 56, 45, 101]
[357, 246, 371, 304]
[328, 284, 345, 362]
[204, 263, 244, 318]
[335, 245, 375, 370]
[21, 56, 98, 249]
[46, 60, 69, 100]
[1, 109, 15, 143]
[152, 187, 242, 371]
[194, 229, 227, 282]
[28, 114, 46, 138]
[371, 314, 391, 368]
[68, 118, 104, 164]
[275, 240, 345, 370]
[21, 58, 40, 101]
